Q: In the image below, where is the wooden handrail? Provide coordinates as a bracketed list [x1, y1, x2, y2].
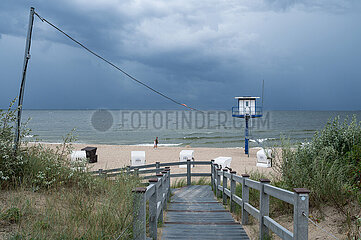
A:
[133, 170, 171, 240]
[211, 164, 310, 240]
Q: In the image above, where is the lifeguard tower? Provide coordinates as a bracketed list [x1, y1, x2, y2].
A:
[232, 96, 263, 155]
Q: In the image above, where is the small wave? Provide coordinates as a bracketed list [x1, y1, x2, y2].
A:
[28, 141, 63, 145]
[249, 138, 276, 143]
[187, 131, 215, 136]
[182, 135, 238, 140]
[24, 135, 34, 138]
[134, 143, 183, 147]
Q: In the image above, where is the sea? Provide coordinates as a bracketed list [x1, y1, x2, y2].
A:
[22, 110, 361, 148]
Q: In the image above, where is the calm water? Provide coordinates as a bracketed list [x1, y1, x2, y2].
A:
[22, 110, 361, 148]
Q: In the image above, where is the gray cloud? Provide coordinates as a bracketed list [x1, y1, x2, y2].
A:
[1, 0, 361, 110]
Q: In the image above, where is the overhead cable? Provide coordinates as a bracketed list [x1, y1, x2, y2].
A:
[34, 11, 198, 111]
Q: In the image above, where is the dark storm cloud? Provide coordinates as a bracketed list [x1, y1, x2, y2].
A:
[262, 0, 356, 12]
[1, 0, 361, 110]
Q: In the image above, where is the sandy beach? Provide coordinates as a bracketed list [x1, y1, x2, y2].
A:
[60, 143, 276, 177]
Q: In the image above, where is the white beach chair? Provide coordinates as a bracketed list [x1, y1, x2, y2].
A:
[179, 150, 194, 168]
[213, 157, 232, 169]
[70, 150, 87, 162]
[131, 151, 146, 166]
[256, 149, 272, 168]
[70, 151, 87, 171]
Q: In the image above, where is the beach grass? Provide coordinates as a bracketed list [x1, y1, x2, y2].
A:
[1, 174, 140, 240]
[0, 102, 141, 239]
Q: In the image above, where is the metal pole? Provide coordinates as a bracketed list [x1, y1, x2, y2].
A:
[262, 79, 264, 109]
[14, 7, 35, 151]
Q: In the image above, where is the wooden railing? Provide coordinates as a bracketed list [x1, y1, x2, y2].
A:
[211, 162, 310, 240]
[92, 160, 212, 185]
[133, 169, 171, 240]
[91, 160, 310, 240]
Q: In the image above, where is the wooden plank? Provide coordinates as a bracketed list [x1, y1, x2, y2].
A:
[191, 161, 212, 165]
[264, 216, 293, 240]
[233, 174, 242, 184]
[169, 173, 187, 178]
[224, 188, 231, 197]
[129, 163, 156, 170]
[264, 184, 294, 205]
[102, 167, 124, 173]
[244, 202, 260, 219]
[233, 194, 243, 206]
[171, 202, 219, 204]
[167, 210, 228, 212]
[191, 173, 211, 177]
[157, 201, 162, 218]
[162, 224, 249, 240]
[138, 168, 166, 174]
[245, 178, 261, 191]
[224, 171, 232, 179]
[145, 184, 155, 200]
[161, 185, 249, 240]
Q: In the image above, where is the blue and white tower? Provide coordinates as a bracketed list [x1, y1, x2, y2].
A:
[232, 97, 263, 155]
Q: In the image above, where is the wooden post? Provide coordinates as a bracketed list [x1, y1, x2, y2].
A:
[212, 163, 217, 193]
[241, 174, 250, 225]
[148, 179, 158, 240]
[165, 168, 171, 199]
[133, 187, 147, 240]
[187, 160, 191, 186]
[293, 188, 310, 240]
[230, 171, 236, 212]
[216, 167, 221, 198]
[211, 160, 215, 191]
[259, 179, 271, 239]
[214, 166, 218, 197]
[156, 162, 160, 174]
[14, 7, 35, 151]
[162, 171, 168, 210]
[156, 173, 164, 223]
[222, 169, 228, 205]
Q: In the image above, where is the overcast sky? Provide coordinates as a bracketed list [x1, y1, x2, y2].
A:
[1, 0, 361, 110]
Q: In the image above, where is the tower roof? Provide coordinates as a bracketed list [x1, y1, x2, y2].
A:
[234, 96, 260, 99]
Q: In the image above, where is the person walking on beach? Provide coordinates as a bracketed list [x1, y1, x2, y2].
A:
[154, 137, 159, 149]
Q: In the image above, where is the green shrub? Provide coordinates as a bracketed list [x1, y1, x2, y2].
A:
[275, 115, 361, 212]
[0, 100, 92, 190]
[0, 100, 141, 239]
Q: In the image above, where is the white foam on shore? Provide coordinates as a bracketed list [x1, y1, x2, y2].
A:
[249, 138, 276, 143]
[134, 143, 183, 147]
[28, 141, 63, 145]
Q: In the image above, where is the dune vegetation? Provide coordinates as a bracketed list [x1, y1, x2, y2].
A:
[0, 102, 140, 240]
[234, 116, 361, 239]
[275, 116, 361, 238]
